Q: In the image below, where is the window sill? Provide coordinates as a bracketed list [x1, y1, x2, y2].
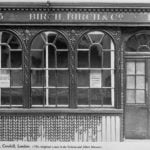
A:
[0, 108, 123, 114]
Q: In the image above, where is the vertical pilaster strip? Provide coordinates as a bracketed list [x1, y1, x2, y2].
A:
[66, 29, 83, 108]
[23, 29, 31, 108]
[16, 29, 32, 108]
[66, 29, 77, 108]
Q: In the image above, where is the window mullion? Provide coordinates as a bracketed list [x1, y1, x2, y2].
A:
[0, 33, 1, 106]
[46, 42, 49, 106]
[111, 50, 115, 107]
[55, 45, 58, 107]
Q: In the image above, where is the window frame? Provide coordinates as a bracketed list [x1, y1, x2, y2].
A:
[30, 30, 70, 108]
[76, 30, 116, 108]
[0, 30, 24, 107]
[124, 30, 150, 105]
[0, 29, 119, 109]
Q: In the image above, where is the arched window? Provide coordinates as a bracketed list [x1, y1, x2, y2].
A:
[31, 31, 69, 107]
[126, 33, 150, 52]
[0, 31, 23, 106]
[77, 31, 115, 107]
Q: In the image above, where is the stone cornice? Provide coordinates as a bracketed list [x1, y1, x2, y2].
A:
[0, 7, 150, 13]
[0, 2, 150, 13]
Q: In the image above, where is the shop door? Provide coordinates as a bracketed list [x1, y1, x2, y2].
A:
[125, 58, 150, 139]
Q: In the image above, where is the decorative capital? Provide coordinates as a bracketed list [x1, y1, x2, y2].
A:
[16, 29, 39, 48]
[66, 29, 83, 49]
[109, 30, 121, 42]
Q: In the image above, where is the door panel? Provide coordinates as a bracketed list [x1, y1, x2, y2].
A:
[125, 106, 148, 139]
[125, 59, 148, 139]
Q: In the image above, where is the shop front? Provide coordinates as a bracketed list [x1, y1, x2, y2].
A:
[0, 2, 150, 142]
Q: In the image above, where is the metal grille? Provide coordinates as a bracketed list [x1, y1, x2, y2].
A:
[0, 114, 120, 142]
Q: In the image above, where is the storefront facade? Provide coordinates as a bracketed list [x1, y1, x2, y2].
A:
[0, 2, 150, 142]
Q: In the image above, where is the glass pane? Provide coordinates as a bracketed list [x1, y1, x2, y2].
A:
[90, 44, 102, 68]
[1, 88, 10, 105]
[11, 70, 22, 86]
[88, 31, 104, 43]
[31, 88, 45, 105]
[57, 88, 68, 105]
[31, 51, 43, 68]
[1, 45, 9, 68]
[11, 51, 22, 68]
[78, 51, 89, 68]
[57, 51, 68, 68]
[90, 88, 102, 105]
[138, 45, 149, 52]
[103, 51, 111, 68]
[49, 88, 56, 105]
[31, 34, 45, 49]
[77, 70, 89, 87]
[48, 45, 55, 68]
[102, 70, 111, 87]
[9, 36, 21, 49]
[126, 90, 135, 103]
[126, 62, 135, 75]
[49, 70, 56, 86]
[48, 32, 57, 43]
[11, 88, 22, 105]
[101, 34, 114, 50]
[55, 34, 67, 49]
[126, 34, 150, 52]
[127, 76, 135, 89]
[103, 89, 111, 105]
[136, 62, 145, 75]
[78, 35, 91, 49]
[136, 90, 145, 103]
[136, 34, 150, 45]
[31, 70, 45, 87]
[2, 32, 11, 43]
[136, 76, 145, 89]
[126, 36, 138, 52]
[77, 89, 88, 105]
[57, 70, 69, 87]
[0, 70, 10, 88]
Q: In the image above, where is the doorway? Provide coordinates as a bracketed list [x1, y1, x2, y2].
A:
[124, 31, 150, 139]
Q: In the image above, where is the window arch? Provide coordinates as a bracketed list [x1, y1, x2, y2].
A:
[77, 31, 115, 107]
[0, 31, 23, 106]
[30, 31, 69, 107]
[126, 32, 150, 52]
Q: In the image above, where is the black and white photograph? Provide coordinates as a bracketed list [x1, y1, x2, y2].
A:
[0, 0, 150, 149]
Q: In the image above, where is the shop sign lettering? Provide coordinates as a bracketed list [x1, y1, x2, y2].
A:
[29, 12, 124, 22]
[29, 13, 47, 21]
[0, 11, 150, 23]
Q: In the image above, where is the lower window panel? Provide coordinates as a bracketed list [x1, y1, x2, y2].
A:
[77, 88, 112, 106]
[1, 88, 23, 106]
[31, 88, 69, 107]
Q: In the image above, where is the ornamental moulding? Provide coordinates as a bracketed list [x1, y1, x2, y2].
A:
[0, 7, 150, 13]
